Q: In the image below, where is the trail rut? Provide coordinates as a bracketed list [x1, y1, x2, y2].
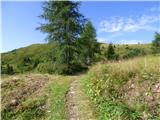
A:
[66, 77, 96, 120]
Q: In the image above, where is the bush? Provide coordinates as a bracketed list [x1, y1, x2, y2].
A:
[36, 62, 56, 74]
[7, 64, 14, 75]
[54, 63, 87, 75]
[36, 62, 87, 75]
[123, 48, 145, 59]
[152, 32, 160, 54]
[1, 64, 14, 75]
[107, 43, 115, 60]
[16, 56, 40, 73]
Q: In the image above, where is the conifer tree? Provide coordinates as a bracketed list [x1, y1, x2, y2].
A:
[38, 1, 85, 72]
[78, 21, 99, 65]
[152, 32, 160, 53]
[107, 43, 115, 60]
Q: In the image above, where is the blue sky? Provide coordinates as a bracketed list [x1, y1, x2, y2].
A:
[1, 1, 160, 52]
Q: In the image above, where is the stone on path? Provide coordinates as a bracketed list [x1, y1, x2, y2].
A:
[66, 77, 97, 120]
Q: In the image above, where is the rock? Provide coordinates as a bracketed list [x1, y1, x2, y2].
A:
[12, 77, 18, 80]
[130, 84, 135, 89]
[145, 92, 149, 96]
[142, 111, 148, 119]
[153, 83, 160, 93]
[10, 99, 19, 106]
[155, 84, 159, 89]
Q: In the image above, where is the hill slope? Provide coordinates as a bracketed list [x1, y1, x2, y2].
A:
[1, 43, 152, 74]
[83, 55, 160, 120]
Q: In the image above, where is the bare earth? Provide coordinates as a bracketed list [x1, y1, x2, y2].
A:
[66, 76, 97, 120]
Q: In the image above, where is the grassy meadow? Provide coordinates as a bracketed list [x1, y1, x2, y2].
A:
[1, 43, 152, 74]
[1, 43, 160, 120]
[83, 55, 160, 120]
[1, 74, 73, 120]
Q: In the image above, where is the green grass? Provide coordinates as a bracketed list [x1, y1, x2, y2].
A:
[1, 42, 157, 120]
[100, 43, 152, 59]
[83, 55, 160, 120]
[1, 43, 152, 74]
[1, 43, 57, 73]
[46, 75, 71, 120]
[1, 74, 72, 120]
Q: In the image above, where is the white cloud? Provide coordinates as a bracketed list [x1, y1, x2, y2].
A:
[147, 6, 160, 12]
[99, 17, 124, 32]
[117, 40, 143, 44]
[98, 14, 160, 33]
[97, 37, 144, 44]
[97, 37, 108, 43]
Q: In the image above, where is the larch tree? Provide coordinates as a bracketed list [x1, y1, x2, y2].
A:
[107, 43, 115, 60]
[152, 32, 160, 53]
[38, 1, 86, 72]
[78, 21, 99, 65]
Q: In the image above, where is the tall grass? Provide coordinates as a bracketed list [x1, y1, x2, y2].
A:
[83, 55, 160, 120]
[1, 74, 72, 120]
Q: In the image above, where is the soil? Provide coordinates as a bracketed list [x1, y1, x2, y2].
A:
[1, 74, 49, 111]
[66, 76, 97, 120]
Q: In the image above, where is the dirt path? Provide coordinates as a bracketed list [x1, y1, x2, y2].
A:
[66, 76, 96, 120]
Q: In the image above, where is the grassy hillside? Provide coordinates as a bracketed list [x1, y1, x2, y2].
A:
[83, 55, 160, 120]
[1, 43, 57, 74]
[1, 73, 73, 120]
[100, 43, 152, 59]
[1, 43, 159, 120]
[1, 43, 152, 74]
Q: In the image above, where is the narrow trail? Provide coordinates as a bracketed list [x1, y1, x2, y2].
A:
[66, 76, 96, 120]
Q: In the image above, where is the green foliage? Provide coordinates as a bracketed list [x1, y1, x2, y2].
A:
[1, 74, 72, 120]
[1, 64, 14, 75]
[106, 43, 118, 60]
[1, 43, 153, 75]
[100, 43, 152, 60]
[38, 1, 86, 73]
[17, 56, 35, 73]
[36, 62, 55, 74]
[83, 56, 160, 120]
[54, 63, 87, 75]
[2, 96, 47, 120]
[1, 44, 56, 74]
[7, 64, 14, 75]
[47, 77, 71, 120]
[78, 21, 100, 65]
[123, 48, 145, 59]
[83, 71, 140, 120]
[36, 62, 87, 75]
[152, 32, 160, 53]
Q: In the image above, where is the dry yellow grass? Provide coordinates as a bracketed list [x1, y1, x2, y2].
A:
[84, 55, 160, 120]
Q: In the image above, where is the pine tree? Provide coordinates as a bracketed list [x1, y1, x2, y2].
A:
[78, 21, 99, 65]
[6, 64, 14, 75]
[107, 43, 115, 60]
[152, 32, 160, 53]
[38, 1, 86, 72]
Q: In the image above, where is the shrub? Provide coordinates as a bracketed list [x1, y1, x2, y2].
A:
[36, 62, 87, 75]
[55, 63, 87, 75]
[152, 32, 160, 54]
[16, 56, 41, 73]
[106, 43, 115, 60]
[1, 64, 14, 75]
[6, 64, 14, 75]
[36, 62, 56, 74]
[123, 48, 145, 59]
